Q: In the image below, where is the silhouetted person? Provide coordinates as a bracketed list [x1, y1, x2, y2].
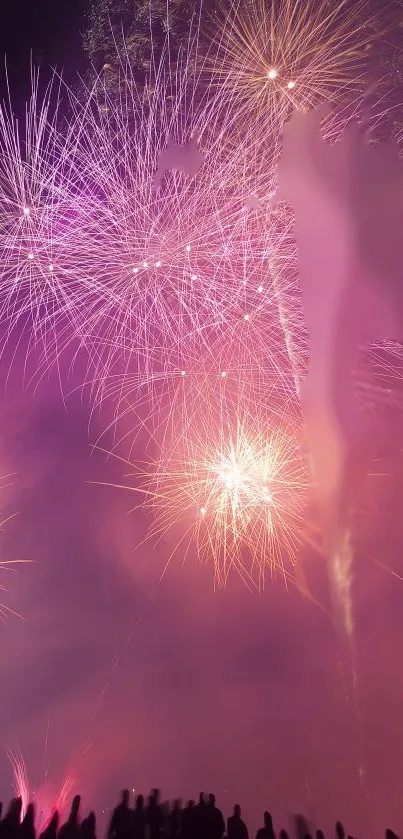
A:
[335, 823, 344, 839]
[193, 794, 206, 839]
[21, 805, 36, 839]
[279, 832, 289, 839]
[180, 802, 194, 839]
[386, 832, 400, 839]
[256, 812, 275, 839]
[294, 816, 309, 839]
[168, 802, 181, 839]
[161, 803, 170, 833]
[1, 798, 23, 839]
[206, 795, 224, 839]
[227, 805, 248, 839]
[146, 790, 164, 839]
[80, 814, 96, 839]
[57, 796, 81, 839]
[316, 831, 324, 839]
[108, 792, 132, 839]
[39, 812, 59, 839]
[132, 796, 146, 839]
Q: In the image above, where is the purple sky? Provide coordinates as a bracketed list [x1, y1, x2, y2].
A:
[0, 356, 402, 839]
[1, 5, 403, 832]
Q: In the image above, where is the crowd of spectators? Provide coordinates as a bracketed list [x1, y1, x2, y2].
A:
[0, 789, 399, 839]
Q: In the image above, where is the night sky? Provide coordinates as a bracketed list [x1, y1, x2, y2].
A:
[1, 4, 403, 839]
[0, 0, 85, 98]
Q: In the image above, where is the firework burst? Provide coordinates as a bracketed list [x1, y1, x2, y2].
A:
[63, 57, 295, 403]
[208, 0, 378, 135]
[0, 23, 308, 414]
[101, 387, 308, 590]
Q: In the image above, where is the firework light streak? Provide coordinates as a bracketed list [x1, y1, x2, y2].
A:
[6, 745, 75, 831]
[0, 470, 27, 625]
[6, 746, 30, 817]
[0, 71, 97, 365]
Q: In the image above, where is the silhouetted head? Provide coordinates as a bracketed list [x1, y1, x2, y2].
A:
[234, 805, 241, 818]
[294, 815, 309, 839]
[149, 789, 160, 807]
[208, 794, 215, 808]
[198, 793, 204, 805]
[173, 800, 181, 812]
[264, 813, 273, 831]
[44, 810, 59, 839]
[52, 811, 60, 831]
[121, 790, 130, 808]
[6, 798, 22, 826]
[69, 796, 80, 824]
[88, 812, 96, 834]
[316, 831, 325, 839]
[385, 831, 399, 839]
[336, 822, 345, 839]
[136, 795, 144, 810]
[23, 804, 35, 827]
[279, 831, 289, 839]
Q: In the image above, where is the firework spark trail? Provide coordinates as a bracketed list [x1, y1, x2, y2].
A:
[6, 746, 30, 817]
[330, 526, 354, 640]
[0, 472, 28, 625]
[6, 741, 75, 830]
[0, 562, 28, 625]
[0, 72, 88, 355]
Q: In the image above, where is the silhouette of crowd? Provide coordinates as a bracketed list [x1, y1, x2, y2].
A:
[0, 790, 400, 839]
